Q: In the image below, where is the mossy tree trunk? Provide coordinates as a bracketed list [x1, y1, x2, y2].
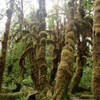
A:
[69, 35, 87, 94]
[29, 0, 47, 91]
[30, 49, 39, 90]
[49, 48, 61, 85]
[46, 39, 55, 84]
[68, 0, 89, 94]
[37, 31, 49, 91]
[0, 0, 14, 91]
[52, 0, 77, 99]
[92, 0, 100, 99]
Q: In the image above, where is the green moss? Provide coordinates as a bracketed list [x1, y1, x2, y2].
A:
[39, 31, 47, 39]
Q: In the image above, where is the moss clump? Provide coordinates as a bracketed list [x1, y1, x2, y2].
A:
[39, 31, 47, 39]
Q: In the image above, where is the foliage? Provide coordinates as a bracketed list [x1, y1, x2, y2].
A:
[79, 67, 92, 90]
[79, 57, 92, 90]
[82, 0, 94, 16]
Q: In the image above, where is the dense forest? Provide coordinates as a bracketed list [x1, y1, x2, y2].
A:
[0, 0, 100, 100]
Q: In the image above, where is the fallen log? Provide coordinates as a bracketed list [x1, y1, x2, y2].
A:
[0, 90, 38, 100]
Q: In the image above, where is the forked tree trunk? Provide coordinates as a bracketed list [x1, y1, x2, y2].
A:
[93, 0, 100, 99]
[0, 0, 14, 91]
[52, 0, 77, 99]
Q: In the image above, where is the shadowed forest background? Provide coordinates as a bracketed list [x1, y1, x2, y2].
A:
[0, 0, 100, 100]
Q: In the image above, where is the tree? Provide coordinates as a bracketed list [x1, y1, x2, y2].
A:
[68, 0, 93, 94]
[16, 0, 24, 30]
[92, 0, 100, 99]
[0, 0, 14, 91]
[37, 0, 47, 31]
[51, 0, 77, 99]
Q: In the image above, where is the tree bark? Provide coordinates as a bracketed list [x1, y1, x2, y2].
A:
[37, 0, 47, 31]
[93, 0, 100, 99]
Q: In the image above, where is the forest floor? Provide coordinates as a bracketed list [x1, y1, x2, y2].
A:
[72, 95, 94, 100]
[0, 88, 93, 100]
[72, 92, 94, 100]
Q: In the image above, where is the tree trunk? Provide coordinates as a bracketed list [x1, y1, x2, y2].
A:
[37, 0, 47, 31]
[37, 31, 48, 91]
[49, 48, 61, 85]
[69, 36, 87, 94]
[0, 0, 14, 91]
[52, 0, 77, 99]
[92, 0, 100, 99]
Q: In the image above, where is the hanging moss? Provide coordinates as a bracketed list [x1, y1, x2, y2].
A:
[65, 31, 76, 43]
[39, 31, 47, 39]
